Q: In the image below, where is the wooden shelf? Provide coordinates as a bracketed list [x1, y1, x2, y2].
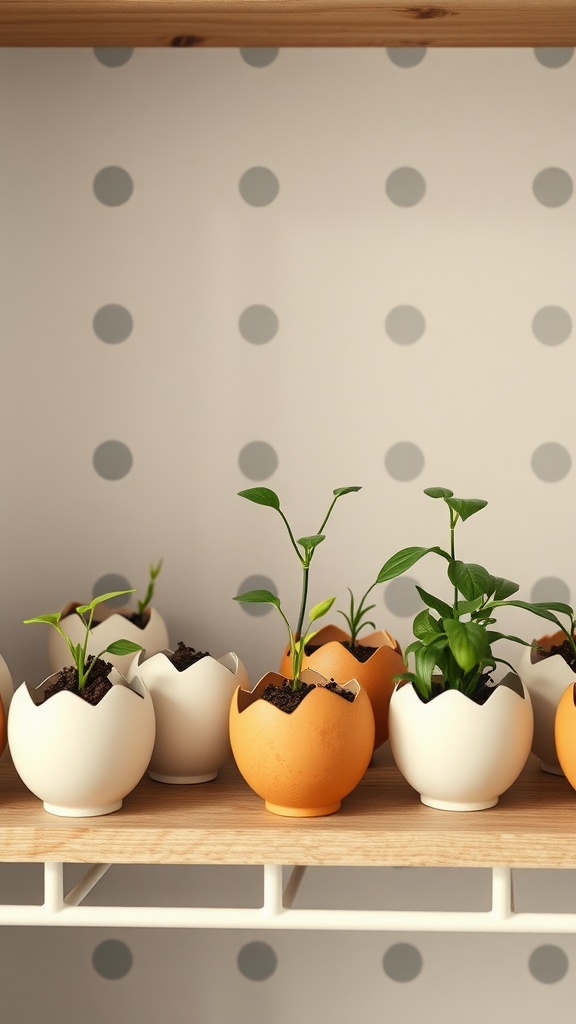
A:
[1, 0, 575, 49]
[2, 751, 576, 868]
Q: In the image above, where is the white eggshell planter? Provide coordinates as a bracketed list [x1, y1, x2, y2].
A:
[388, 674, 534, 811]
[8, 669, 156, 817]
[128, 649, 249, 784]
[47, 605, 170, 676]
[517, 634, 575, 775]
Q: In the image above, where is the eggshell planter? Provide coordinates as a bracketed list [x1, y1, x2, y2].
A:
[128, 649, 249, 783]
[279, 625, 404, 751]
[47, 604, 169, 676]
[8, 668, 156, 817]
[554, 682, 576, 789]
[388, 673, 534, 811]
[229, 668, 375, 817]
[517, 631, 575, 774]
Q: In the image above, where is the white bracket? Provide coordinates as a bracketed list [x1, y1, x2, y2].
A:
[0, 863, 571, 931]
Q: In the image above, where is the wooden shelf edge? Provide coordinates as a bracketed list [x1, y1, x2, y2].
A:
[1, 0, 575, 48]
[1, 756, 576, 868]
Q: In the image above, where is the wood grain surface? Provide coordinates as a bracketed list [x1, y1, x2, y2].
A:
[1, 752, 576, 868]
[0, 0, 574, 48]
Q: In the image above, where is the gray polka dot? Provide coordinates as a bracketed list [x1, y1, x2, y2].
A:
[383, 942, 423, 982]
[533, 168, 573, 208]
[92, 939, 133, 980]
[93, 166, 134, 207]
[386, 167, 426, 207]
[534, 48, 574, 68]
[238, 441, 278, 481]
[240, 48, 279, 67]
[237, 576, 278, 616]
[532, 306, 572, 346]
[93, 440, 134, 481]
[237, 941, 278, 981]
[384, 577, 422, 617]
[528, 944, 569, 983]
[384, 442, 425, 482]
[531, 576, 571, 604]
[93, 47, 134, 67]
[531, 442, 572, 482]
[387, 48, 427, 67]
[385, 305, 426, 345]
[239, 167, 279, 207]
[93, 573, 133, 607]
[93, 304, 134, 345]
[239, 305, 279, 345]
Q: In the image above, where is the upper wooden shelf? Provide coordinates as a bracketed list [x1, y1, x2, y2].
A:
[2, 752, 576, 868]
[1, 0, 575, 49]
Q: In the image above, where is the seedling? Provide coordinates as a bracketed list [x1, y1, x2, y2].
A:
[376, 486, 576, 702]
[234, 590, 336, 690]
[337, 569, 394, 647]
[235, 485, 361, 688]
[24, 590, 144, 691]
[137, 558, 163, 617]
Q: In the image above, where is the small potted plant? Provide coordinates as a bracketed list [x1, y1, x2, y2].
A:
[280, 571, 404, 752]
[241, 485, 403, 751]
[230, 485, 375, 817]
[128, 640, 249, 784]
[378, 487, 567, 811]
[8, 591, 156, 817]
[46, 560, 169, 675]
[517, 607, 576, 774]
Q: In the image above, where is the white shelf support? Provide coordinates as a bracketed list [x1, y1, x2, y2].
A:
[1, 862, 571, 932]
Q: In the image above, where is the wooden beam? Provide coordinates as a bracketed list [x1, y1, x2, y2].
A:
[0, 0, 575, 49]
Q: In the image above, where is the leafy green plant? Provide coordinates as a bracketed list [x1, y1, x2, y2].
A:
[376, 486, 576, 702]
[234, 485, 361, 689]
[24, 591, 144, 691]
[137, 558, 163, 617]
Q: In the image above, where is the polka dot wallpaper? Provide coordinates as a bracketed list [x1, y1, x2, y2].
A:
[0, 44, 575, 1024]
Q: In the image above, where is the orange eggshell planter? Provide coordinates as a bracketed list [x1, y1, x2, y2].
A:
[229, 669, 375, 817]
[554, 681, 576, 787]
[279, 625, 404, 750]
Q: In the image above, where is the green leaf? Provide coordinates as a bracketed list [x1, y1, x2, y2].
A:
[412, 609, 443, 644]
[297, 533, 325, 553]
[448, 561, 492, 602]
[237, 487, 280, 509]
[309, 596, 336, 623]
[415, 586, 452, 620]
[491, 576, 519, 601]
[376, 545, 449, 583]
[489, 599, 572, 631]
[333, 486, 362, 497]
[412, 643, 438, 698]
[445, 497, 488, 521]
[424, 487, 454, 499]
[455, 597, 484, 616]
[23, 613, 62, 626]
[77, 590, 135, 615]
[234, 589, 280, 607]
[486, 630, 531, 648]
[444, 619, 490, 673]
[105, 640, 144, 656]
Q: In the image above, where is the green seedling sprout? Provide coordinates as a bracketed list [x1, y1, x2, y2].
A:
[336, 585, 377, 638]
[235, 485, 361, 689]
[375, 486, 576, 702]
[234, 590, 336, 691]
[137, 558, 163, 617]
[24, 590, 144, 692]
